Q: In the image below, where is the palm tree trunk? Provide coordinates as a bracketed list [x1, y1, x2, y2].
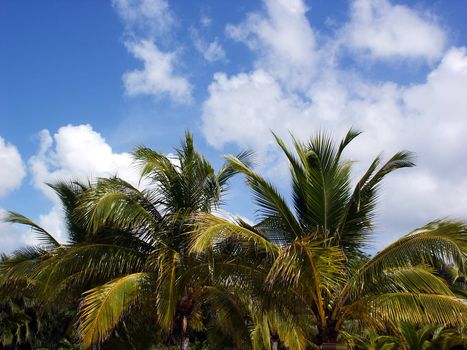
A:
[180, 315, 189, 350]
[271, 339, 279, 350]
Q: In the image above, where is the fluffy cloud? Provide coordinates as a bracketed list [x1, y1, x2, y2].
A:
[203, 70, 303, 151]
[113, 0, 192, 103]
[343, 0, 446, 60]
[0, 137, 29, 252]
[0, 136, 26, 197]
[29, 124, 139, 195]
[226, 0, 317, 91]
[28, 124, 141, 243]
[191, 28, 226, 63]
[124, 40, 192, 103]
[202, 0, 467, 251]
[112, 0, 174, 36]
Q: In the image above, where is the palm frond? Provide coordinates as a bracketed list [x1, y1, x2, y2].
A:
[190, 213, 279, 256]
[77, 177, 160, 238]
[226, 154, 302, 239]
[340, 293, 466, 328]
[4, 212, 60, 248]
[78, 272, 148, 349]
[347, 220, 466, 294]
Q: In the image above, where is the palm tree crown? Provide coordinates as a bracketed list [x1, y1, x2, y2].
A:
[191, 130, 466, 348]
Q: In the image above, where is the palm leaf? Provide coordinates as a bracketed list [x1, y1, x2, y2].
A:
[340, 293, 466, 328]
[78, 272, 148, 348]
[4, 212, 60, 248]
[226, 155, 302, 239]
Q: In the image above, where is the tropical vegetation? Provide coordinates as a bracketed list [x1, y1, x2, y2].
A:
[0, 130, 465, 349]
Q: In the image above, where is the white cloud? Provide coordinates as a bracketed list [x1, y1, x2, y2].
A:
[202, 70, 307, 153]
[27, 124, 142, 244]
[202, 1, 467, 251]
[226, 0, 317, 91]
[124, 40, 192, 103]
[112, 0, 174, 37]
[191, 29, 226, 63]
[200, 15, 212, 27]
[0, 136, 26, 197]
[29, 124, 140, 196]
[113, 0, 192, 103]
[343, 0, 446, 60]
[204, 41, 227, 63]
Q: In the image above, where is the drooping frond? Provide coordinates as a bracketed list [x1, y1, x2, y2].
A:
[347, 220, 466, 295]
[4, 212, 60, 249]
[340, 293, 467, 328]
[47, 180, 90, 244]
[77, 177, 161, 238]
[345, 266, 456, 307]
[201, 286, 252, 349]
[190, 213, 279, 256]
[0, 246, 46, 291]
[266, 240, 346, 328]
[154, 248, 180, 332]
[78, 272, 148, 349]
[35, 243, 146, 298]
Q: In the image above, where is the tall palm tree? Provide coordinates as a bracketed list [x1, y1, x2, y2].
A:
[191, 130, 467, 348]
[69, 132, 252, 349]
[2, 132, 252, 349]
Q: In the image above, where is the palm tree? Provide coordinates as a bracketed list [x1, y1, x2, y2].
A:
[190, 130, 467, 348]
[68, 132, 252, 349]
[0, 181, 96, 349]
[2, 132, 252, 349]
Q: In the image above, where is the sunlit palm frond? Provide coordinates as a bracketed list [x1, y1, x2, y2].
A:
[35, 243, 146, 299]
[347, 220, 466, 295]
[340, 293, 466, 328]
[347, 265, 455, 302]
[266, 240, 346, 329]
[78, 272, 149, 349]
[77, 177, 160, 238]
[190, 213, 279, 256]
[155, 248, 180, 332]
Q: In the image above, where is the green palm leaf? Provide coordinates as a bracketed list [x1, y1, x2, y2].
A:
[78, 272, 148, 348]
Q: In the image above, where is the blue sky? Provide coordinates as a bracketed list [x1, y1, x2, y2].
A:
[1, 0, 467, 253]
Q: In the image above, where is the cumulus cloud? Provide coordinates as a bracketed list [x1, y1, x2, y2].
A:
[113, 0, 192, 103]
[202, 70, 307, 152]
[124, 40, 192, 103]
[112, 0, 174, 37]
[191, 28, 226, 63]
[202, 0, 467, 251]
[0, 136, 26, 197]
[29, 124, 139, 195]
[226, 0, 317, 91]
[27, 124, 141, 243]
[343, 0, 446, 60]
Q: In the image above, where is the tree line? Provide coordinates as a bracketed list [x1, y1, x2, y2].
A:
[0, 130, 465, 349]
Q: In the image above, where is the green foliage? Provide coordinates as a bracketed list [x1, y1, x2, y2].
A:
[1, 129, 466, 350]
